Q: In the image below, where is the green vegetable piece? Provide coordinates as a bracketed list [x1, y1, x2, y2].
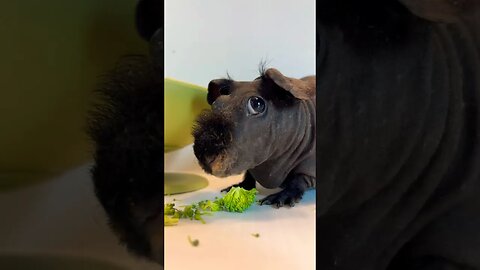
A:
[222, 187, 258, 212]
[194, 211, 206, 224]
[163, 187, 257, 226]
[188, 236, 199, 247]
[164, 203, 177, 215]
[182, 205, 194, 219]
[164, 215, 179, 226]
[251, 233, 260, 238]
[198, 199, 222, 212]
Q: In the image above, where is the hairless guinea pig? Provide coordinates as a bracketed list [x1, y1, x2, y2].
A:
[192, 67, 316, 207]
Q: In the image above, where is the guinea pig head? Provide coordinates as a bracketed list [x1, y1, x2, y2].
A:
[192, 68, 314, 177]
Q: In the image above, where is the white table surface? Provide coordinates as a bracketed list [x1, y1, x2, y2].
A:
[165, 145, 316, 270]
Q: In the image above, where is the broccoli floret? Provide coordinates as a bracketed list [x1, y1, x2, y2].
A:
[221, 187, 258, 213]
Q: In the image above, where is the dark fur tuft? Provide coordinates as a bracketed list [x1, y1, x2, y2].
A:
[192, 110, 234, 173]
[225, 71, 233, 81]
[258, 60, 268, 78]
[87, 55, 163, 262]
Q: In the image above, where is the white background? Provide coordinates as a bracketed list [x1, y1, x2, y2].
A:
[165, 0, 316, 86]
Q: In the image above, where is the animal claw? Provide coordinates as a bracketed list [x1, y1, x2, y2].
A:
[258, 189, 304, 208]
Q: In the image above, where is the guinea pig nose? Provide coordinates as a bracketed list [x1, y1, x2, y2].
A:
[211, 95, 230, 111]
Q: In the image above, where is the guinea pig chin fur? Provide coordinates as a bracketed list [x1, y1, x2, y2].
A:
[192, 110, 237, 176]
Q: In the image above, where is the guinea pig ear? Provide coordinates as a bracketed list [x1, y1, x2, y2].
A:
[135, 0, 163, 41]
[264, 68, 315, 100]
[399, 0, 478, 22]
[207, 79, 231, 105]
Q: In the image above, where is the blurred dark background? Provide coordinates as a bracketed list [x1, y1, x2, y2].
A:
[0, 0, 147, 190]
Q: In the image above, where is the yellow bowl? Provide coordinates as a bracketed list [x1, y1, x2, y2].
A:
[164, 78, 210, 152]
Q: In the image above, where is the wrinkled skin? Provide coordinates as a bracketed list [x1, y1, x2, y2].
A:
[192, 71, 316, 207]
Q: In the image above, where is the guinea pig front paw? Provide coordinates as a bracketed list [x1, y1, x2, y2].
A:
[259, 189, 304, 208]
[221, 184, 237, 193]
[221, 172, 256, 192]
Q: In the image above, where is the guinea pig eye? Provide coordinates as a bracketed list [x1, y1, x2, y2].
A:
[247, 96, 266, 115]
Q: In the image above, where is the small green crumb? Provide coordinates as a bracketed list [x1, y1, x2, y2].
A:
[188, 235, 199, 247]
[251, 233, 260, 238]
[164, 215, 179, 226]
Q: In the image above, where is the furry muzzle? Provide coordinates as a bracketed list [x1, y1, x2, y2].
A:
[192, 110, 234, 176]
